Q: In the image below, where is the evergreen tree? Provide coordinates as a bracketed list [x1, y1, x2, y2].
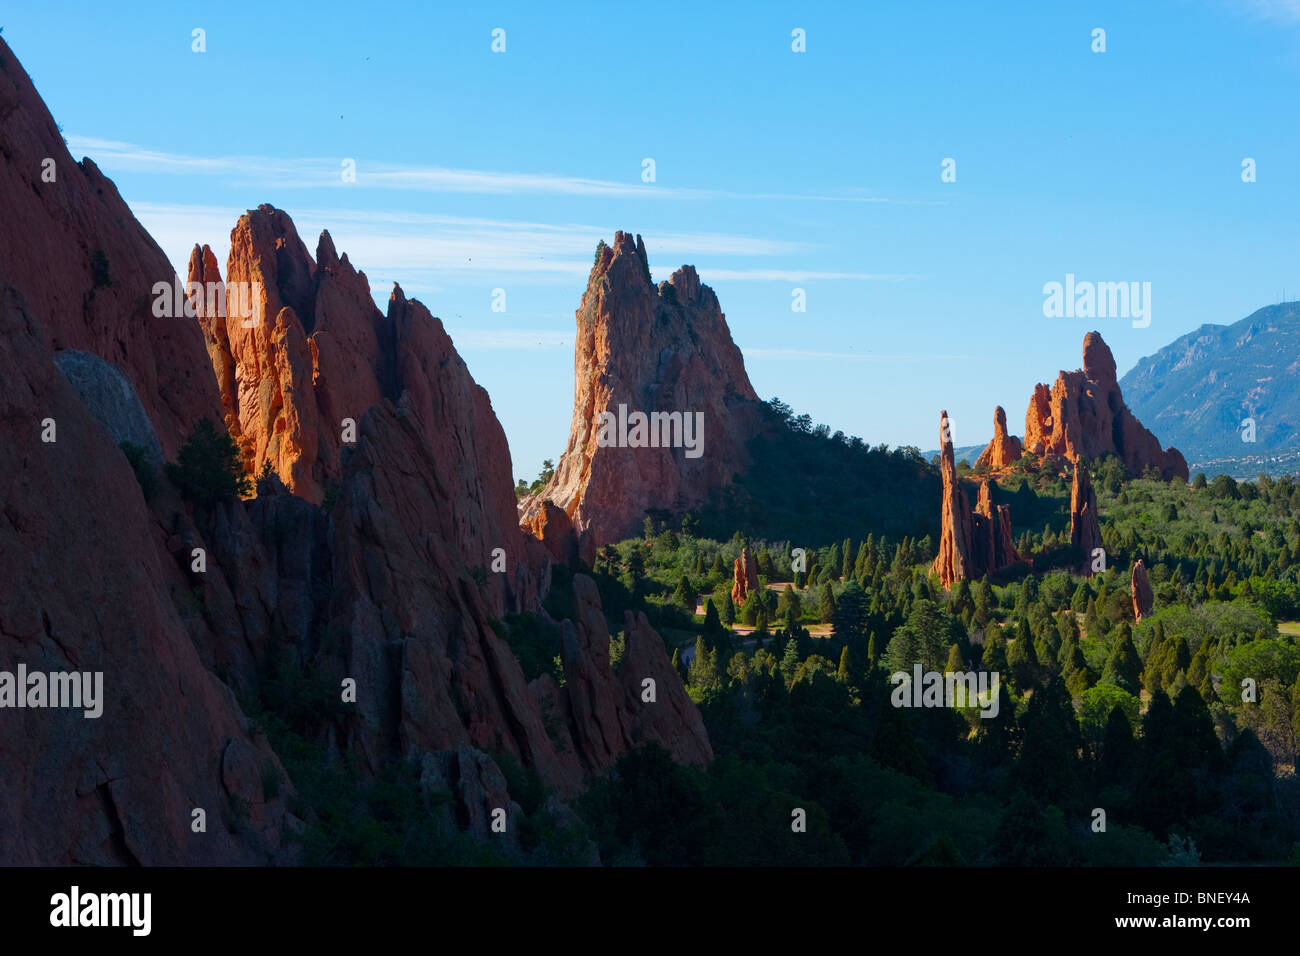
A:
[1100, 623, 1142, 695]
[776, 583, 801, 620]
[841, 538, 853, 580]
[1099, 704, 1139, 789]
[816, 580, 837, 624]
[831, 581, 869, 640]
[721, 591, 736, 626]
[741, 589, 761, 626]
[944, 642, 965, 673]
[166, 418, 251, 505]
[837, 645, 854, 684]
[1014, 677, 1082, 808]
[672, 575, 696, 614]
[703, 598, 723, 636]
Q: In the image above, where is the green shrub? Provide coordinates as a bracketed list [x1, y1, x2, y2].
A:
[165, 418, 251, 505]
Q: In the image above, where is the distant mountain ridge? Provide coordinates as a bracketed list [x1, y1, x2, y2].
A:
[1119, 302, 1300, 477]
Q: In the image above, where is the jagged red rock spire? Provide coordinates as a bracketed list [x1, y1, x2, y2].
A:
[933, 411, 1020, 588]
[519, 232, 762, 557]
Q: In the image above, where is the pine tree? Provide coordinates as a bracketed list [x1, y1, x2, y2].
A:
[741, 589, 761, 626]
[703, 598, 723, 636]
[1100, 623, 1142, 695]
[818, 583, 836, 624]
[672, 575, 696, 614]
[166, 418, 252, 505]
[837, 645, 854, 683]
[841, 538, 853, 580]
[945, 642, 965, 674]
[721, 591, 736, 626]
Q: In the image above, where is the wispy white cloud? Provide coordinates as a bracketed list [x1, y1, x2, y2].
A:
[69, 136, 933, 205]
[1226, 0, 1300, 22]
[129, 201, 912, 293]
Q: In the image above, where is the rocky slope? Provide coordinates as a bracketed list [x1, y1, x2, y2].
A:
[0, 37, 712, 863]
[519, 232, 762, 558]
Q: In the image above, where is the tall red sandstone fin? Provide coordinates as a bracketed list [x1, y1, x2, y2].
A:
[1023, 331, 1188, 481]
[934, 413, 1020, 587]
[518, 232, 763, 550]
[0, 35, 222, 456]
[731, 547, 760, 606]
[1131, 560, 1154, 621]
[1070, 462, 1102, 575]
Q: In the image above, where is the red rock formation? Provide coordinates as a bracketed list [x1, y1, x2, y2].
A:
[934, 412, 1021, 588]
[933, 411, 976, 588]
[975, 480, 1020, 570]
[1023, 331, 1188, 481]
[975, 406, 1024, 470]
[0, 277, 293, 864]
[0, 36, 223, 457]
[542, 575, 711, 774]
[519, 232, 762, 555]
[1131, 560, 1154, 621]
[0, 37, 716, 862]
[1070, 462, 1103, 574]
[731, 547, 760, 606]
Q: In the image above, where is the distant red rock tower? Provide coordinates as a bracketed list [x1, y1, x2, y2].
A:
[1022, 331, 1188, 481]
[975, 406, 1024, 470]
[932, 411, 1020, 588]
[731, 547, 760, 606]
[1131, 560, 1154, 620]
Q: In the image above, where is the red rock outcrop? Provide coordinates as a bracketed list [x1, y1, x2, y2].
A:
[1070, 462, 1103, 574]
[0, 36, 223, 457]
[1022, 331, 1188, 481]
[539, 575, 711, 775]
[975, 406, 1024, 470]
[0, 276, 294, 864]
[975, 480, 1020, 571]
[0, 37, 717, 863]
[1131, 560, 1154, 621]
[731, 547, 760, 606]
[933, 411, 1020, 587]
[519, 232, 762, 555]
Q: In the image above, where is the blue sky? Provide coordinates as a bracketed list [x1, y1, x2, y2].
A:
[5, 1, 1299, 479]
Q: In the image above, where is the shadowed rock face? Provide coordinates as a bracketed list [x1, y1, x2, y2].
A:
[519, 232, 762, 556]
[0, 36, 717, 862]
[1070, 463, 1102, 575]
[0, 278, 294, 865]
[932, 411, 1019, 588]
[1023, 331, 1189, 481]
[0, 36, 223, 458]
